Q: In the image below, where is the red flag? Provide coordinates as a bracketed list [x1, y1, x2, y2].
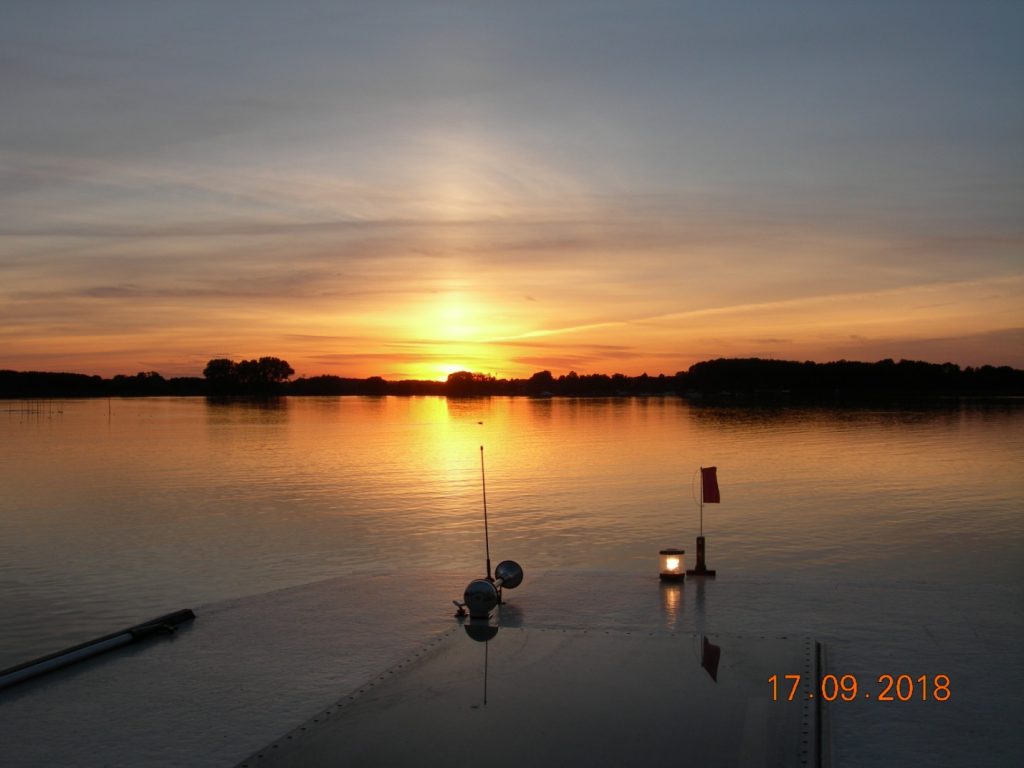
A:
[701, 466, 720, 504]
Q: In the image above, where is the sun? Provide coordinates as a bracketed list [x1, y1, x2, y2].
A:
[400, 294, 483, 381]
[400, 362, 468, 382]
[393, 291, 520, 381]
[435, 363, 465, 381]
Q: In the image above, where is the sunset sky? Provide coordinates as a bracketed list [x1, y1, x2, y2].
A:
[2, 1, 1022, 380]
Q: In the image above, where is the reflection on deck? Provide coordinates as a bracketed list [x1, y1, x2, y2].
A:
[239, 618, 822, 768]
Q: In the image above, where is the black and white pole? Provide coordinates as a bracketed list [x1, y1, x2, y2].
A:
[0, 609, 195, 690]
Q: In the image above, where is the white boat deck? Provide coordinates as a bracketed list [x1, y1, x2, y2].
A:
[0, 570, 1021, 767]
[237, 626, 821, 768]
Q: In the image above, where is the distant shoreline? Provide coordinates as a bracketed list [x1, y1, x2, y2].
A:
[3, 357, 1023, 399]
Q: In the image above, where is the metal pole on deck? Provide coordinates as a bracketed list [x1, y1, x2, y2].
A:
[699, 465, 704, 538]
[480, 446, 492, 579]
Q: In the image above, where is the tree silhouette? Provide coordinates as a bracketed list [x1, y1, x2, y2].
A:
[4, 356, 1023, 400]
[111, 371, 166, 396]
[526, 370, 555, 395]
[445, 371, 494, 397]
[202, 356, 293, 394]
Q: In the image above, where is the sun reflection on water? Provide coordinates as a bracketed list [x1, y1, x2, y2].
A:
[1, 396, 1022, 669]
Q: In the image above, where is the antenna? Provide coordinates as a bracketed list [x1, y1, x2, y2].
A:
[480, 445, 492, 579]
[459, 449, 523, 619]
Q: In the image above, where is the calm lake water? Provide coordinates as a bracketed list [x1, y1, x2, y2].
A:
[1, 395, 1022, 670]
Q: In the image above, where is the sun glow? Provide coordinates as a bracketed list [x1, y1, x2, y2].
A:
[435, 299, 475, 341]
[435, 363, 465, 381]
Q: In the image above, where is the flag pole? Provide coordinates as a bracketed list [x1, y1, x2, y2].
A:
[699, 465, 704, 538]
[689, 465, 716, 577]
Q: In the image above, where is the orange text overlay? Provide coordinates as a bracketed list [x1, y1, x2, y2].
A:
[768, 674, 951, 702]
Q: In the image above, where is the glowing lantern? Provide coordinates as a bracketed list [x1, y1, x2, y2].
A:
[659, 548, 686, 581]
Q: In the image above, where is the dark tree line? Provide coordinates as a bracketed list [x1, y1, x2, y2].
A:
[2, 356, 1022, 399]
[0, 370, 207, 398]
[203, 357, 295, 395]
[682, 358, 1024, 398]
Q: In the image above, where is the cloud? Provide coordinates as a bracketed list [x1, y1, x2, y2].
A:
[1, 2, 1021, 376]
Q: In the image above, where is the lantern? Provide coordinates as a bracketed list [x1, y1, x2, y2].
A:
[659, 548, 686, 581]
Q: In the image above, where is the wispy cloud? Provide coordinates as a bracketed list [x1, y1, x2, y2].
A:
[1, 2, 1021, 375]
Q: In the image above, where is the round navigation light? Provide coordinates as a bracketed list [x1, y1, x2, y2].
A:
[659, 548, 686, 581]
[494, 560, 524, 589]
[464, 578, 499, 618]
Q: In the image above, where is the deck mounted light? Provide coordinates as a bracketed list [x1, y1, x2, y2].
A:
[462, 560, 524, 619]
[454, 448, 525, 619]
[659, 548, 686, 581]
[464, 579, 500, 619]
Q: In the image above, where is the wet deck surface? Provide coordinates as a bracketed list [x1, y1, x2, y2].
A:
[1, 569, 1021, 767]
[238, 625, 820, 768]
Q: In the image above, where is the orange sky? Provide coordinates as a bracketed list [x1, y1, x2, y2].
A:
[2, 3, 1022, 379]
